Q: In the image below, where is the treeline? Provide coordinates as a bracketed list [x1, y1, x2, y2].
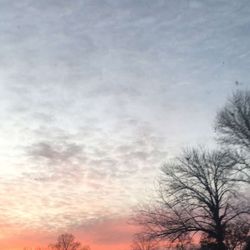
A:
[132, 90, 250, 250]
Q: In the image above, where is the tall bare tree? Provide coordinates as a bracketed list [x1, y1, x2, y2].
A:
[134, 149, 250, 250]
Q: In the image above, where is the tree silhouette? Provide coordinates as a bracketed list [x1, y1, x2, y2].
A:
[134, 149, 250, 249]
[49, 233, 90, 250]
[216, 90, 250, 150]
[216, 90, 250, 184]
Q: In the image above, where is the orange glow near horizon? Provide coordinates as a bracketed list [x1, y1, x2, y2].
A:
[0, 217, 138, 250]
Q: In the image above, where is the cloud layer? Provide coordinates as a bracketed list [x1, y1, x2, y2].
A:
[0, 0, 250, 249]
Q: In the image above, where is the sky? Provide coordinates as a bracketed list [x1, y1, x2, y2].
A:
[0, 0, 250, 249]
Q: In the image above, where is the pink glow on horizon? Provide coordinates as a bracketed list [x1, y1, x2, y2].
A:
[0, 217, 139, 250]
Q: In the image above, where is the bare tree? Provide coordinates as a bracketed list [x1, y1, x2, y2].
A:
[49, 234, 90, 250]
[134, 149, 250, 250]
[215, 90, 250, 184]
[216, 90, 250, 149]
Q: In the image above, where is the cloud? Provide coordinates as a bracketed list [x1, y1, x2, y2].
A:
[0, 121, 167, 239]
[27, 141, 83, 165]
[0, 0, 250, 248]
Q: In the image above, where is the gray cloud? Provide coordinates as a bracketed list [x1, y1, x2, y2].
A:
[27, 141, 83, 164]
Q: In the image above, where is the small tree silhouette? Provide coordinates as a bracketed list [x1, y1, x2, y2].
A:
[49, 233, 90, 250]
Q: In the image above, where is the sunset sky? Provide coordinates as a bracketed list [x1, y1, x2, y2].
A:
[0, 0, 250, 249]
